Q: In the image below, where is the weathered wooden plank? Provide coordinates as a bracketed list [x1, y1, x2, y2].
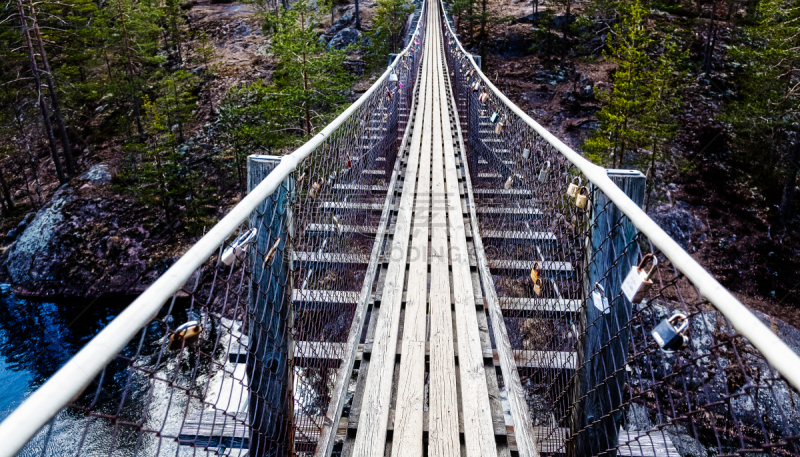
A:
[487, 259, 574, 275]
[481, 230, 556, 243]
[319, 201, 394, 213]
[428, 38, 460, 457]
[497, 297, 580, 315]
[438, 34, 498, 457]
[331, 183, 389, 193]
[472, 188, 533, 197]
[451, 57, 541, 457]
[350, 12, 432, 455]
[291, 251, 369, 267]
[389, 26, 433, 456]
[475, 206, 542, 218]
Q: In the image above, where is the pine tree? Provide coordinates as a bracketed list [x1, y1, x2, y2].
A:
[371, 0, 414, 54]
[722, 0, 800, 223]
[267, 0, 354, 136]
[583, 0, 651, 168]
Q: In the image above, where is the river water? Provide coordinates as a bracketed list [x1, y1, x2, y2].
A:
[0, 284, 228, 456]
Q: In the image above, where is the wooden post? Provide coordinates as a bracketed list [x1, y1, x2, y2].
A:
[247, 155, 295, 457]
[570, 169, 645, 457]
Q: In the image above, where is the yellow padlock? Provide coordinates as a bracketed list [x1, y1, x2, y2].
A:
[575, 186, 589, 209]
[530, 261, 541, 284]
[567, 177, 582, 198]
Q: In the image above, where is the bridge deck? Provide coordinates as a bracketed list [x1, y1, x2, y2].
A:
[181, 2, 679, 455]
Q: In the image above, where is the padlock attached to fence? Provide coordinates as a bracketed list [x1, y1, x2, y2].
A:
[490, 112, 499, 123]
[575, 187, 589, 209]
[310, 180, 321, 198]
[622, 253, 658, 304]
[538, 160, 550, 182]
[566, 176, 582, 198]
[533, 277, 543, 296]
[522, 143, 531, 160]
[220, 227, 257, 266]
[472, 81, 481, 92]
[530, 261, 541, 284]
[388, 66, 398, 82]
[591, 283, 610, 314]
[504, 175, 513, 190]
[652, 313, 689, 351]
[495, 120, 505, 135]
[169, 321, 203, 350]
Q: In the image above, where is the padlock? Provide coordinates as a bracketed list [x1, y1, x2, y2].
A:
[220, 227, 257, 266]
[327, 173, 336, 187]
[309, 181, 320, 198]
[533, 277, 543, 296]
[651, 313, 689, 351]
[262, 237, 281, 268]
[575, 187, 589, 209]
[347, 155, 352, 168]
[504, 176, 513, 189]
[490, 112, 499, 123]
[478, 92, 489, 103]
[169, 321, 203, 350]
[529, 261, 541, 283]
[333, 215, 343, 235]
[622, 253, 658, 304]
[522, 143, 531, 159]
[389, 68, 398, 82]
[472, 81, 481, 92]
[386, 90, 393, 101]
[495, 121, 504, 135]
[538, 161, 550, 182]
[591, 284, 609, 314]
[566, 176, 582, 198]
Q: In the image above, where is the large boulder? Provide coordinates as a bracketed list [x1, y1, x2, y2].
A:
[327, 27, 364, 50]
[650, 201, 703, 250]
[4, 185, 74, 285]
[328, 12, 354, 35]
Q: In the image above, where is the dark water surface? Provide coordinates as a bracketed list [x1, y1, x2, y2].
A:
[0, 284, 218, 456]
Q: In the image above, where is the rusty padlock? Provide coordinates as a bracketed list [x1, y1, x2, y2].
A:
[538, 160, 551, 182]
[652, 313, 689, 352]
[530, 261, 541, 284]
[566, 176, 582, 198]
[622, 253, 658, 304]
[575, 187, 589, 209]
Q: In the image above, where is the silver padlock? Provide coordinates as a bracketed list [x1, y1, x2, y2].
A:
[538, 160, 550, 182]
[472, 81, 481, 92]
[566, 176, 582, 198]
[622, 254, 658, 304]
[522, 143, 531, 159]
[504, 176, 513, 190]
[591, 283, 610, 314]
[652, 313, 689, 352]
[495, 120, 504, 135]
[220, 228, 258, 266]
[388, 66, 398, 82]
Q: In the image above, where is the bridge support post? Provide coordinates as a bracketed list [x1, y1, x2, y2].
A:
[247, 155, 295, 457]
[570, 169, 645, 457]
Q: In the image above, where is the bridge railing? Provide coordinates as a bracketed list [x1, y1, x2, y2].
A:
[440, 2, 800, 456]
[0, 4, 426, 456]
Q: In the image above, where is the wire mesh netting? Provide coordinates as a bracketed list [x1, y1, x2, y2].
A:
[13, 6, 427, 457]
[441, 3, 800, 456]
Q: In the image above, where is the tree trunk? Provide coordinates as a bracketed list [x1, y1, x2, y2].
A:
[704, 0, 717, 74]
[562, 0, 570, 56]
[780, 139, 800, 223]
[481, 0, 486, 38]
[0, 170, 14, 215]
[117, 0, 144, 137]
[29, 0, 75, 177]
[16, 0, 67, 185]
